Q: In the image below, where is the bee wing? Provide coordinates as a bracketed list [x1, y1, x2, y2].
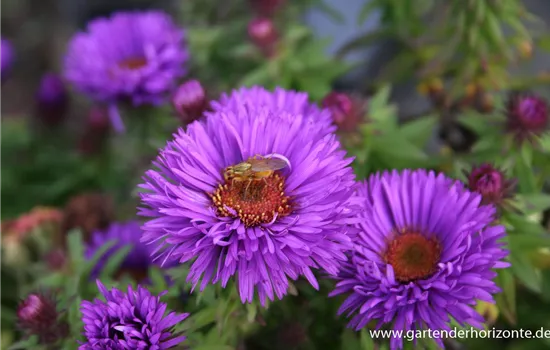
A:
[249, 158, 289, 171]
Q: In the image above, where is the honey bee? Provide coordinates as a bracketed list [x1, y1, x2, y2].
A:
[224, 154, 290, 197]
[224, 154, 290, 182]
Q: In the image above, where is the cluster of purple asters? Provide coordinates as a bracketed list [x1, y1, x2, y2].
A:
[80, 280, 188, 349]
[64, 11, 188, 132]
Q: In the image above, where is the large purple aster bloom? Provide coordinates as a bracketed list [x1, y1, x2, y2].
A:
[85, 221, 172, 282]
[330, 170, 509, 350]
[64, 11, 188, 132]
[139, 103, 359, 305]
[1, 37, 14, 81]
[210, 86, 336, 138]
[80, 280, 188, 349]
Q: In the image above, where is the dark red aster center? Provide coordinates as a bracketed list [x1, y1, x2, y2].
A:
[211, 172, 292, 227]
[385, 231, 441, 282]
[118, 57, 148, 70]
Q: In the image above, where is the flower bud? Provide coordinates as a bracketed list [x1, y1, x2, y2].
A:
[60, 192, 114, 247]
[78, 106, 110, 156]
[506, 93, 548, 142]
[1, 37, 14, 82]
[322, 91, 366, 132]
[466, 163, 516, 208]
[172, 80, 209, 124]
[17, 292, 68, 344]
[248, 17, 278, 56]
[35, 73, 69, 126]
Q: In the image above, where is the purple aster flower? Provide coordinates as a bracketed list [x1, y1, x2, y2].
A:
[330, 170, 509, 350]
[85, 221, 174, 282]
[1, 37, 14, 82]
[80, 280, 188, 349]
[506, 92, 548, 142]
[35, 73, 69, 126]
[139, 103, 359, 305]
[64, 11, 188, 132]
[210, 86, 336, 139]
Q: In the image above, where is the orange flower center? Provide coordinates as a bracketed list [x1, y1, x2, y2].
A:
[211, 172, 292, 227]
[385, 231, 441, 282]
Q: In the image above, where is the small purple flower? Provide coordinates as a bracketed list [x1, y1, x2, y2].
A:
[1, 37, 14, 81]
[330, 170, 509, 350]
[506, 93, 548, 142]
[85, 221, 173, 282]
[210, 86, 336, 139]
[36, 73, 69, 126]
[139, 101, 359, 305]
[466, 163, 516, 209]
[64, 11, 188, 132]
[172, 79, 209, 124]
[79, 280, 188, 349]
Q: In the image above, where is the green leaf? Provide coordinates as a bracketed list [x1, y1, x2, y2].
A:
[541, 270, 550, 303]
[7, 336, 39, 350]
[360, 329, 375, 349]
[67, 229, 85, 271]
[510, 251, 541, 293]
[239, 65, 271, 87]
[373, 133, 428, 161]
[99, 244, 132, 279]
[508, 234, 550, 251]
[358, 0, 381, 25]
[316, 1, 345, 23]
[514, 147, 537, 194]
[495, 268, 516, 324]
[369, 85, 392, 111]
[399, 115, 437, 147]
[504, 213, 547, 236]
[517, 193, 550, 213]
[341, 328, 361, 350]
[336, 29, 391, 58]
[187, 307, 218, 332]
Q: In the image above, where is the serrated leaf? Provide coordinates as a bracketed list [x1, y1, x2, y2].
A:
[399, 115, 437, 147]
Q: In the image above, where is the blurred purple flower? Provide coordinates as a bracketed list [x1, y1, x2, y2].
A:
[506, 93, 548, 142]
[1, 37, 14, 82]
[64, 11, 188, 132]
[139, 101, 359, 305]
[172, 79, 209, 124]
[211, 85, 336, 139]
[322, 91, 366, 132]
[330, 170, 509, 350]
[248, 17, 278, 56]
[79, 280, 188, 349]
[85, 221, 175, 282]
[35, 73, 69, 126]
